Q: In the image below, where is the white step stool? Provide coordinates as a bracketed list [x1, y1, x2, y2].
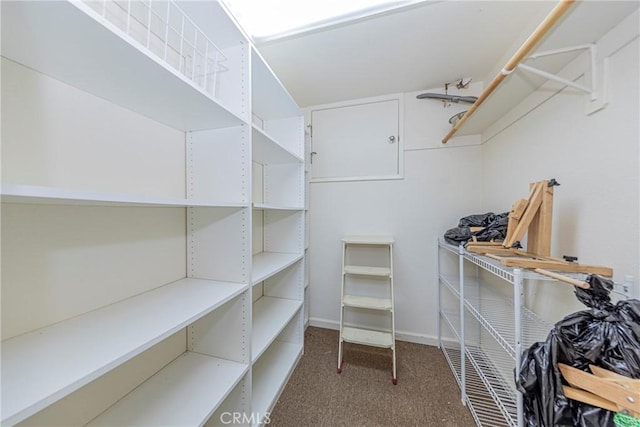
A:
[337, 235, 397, 384]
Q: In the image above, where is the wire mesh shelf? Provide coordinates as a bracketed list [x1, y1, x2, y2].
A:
[437, 238, 562, 427]
[464, 280, 552, 359]
[439, 241, 461, 256]
[443, 307, 519, 426]
[466, 382, 512, 427]
[441, 344, 462, 389]
[81, 0, 227, 99]
[439, 240, 600, 283]
[440, 310, 461, 341]
[466, 346, 516, 427]
[440, 343, 513, 427]
[440, 316, 462, 388]
[439, 274, 460, 298]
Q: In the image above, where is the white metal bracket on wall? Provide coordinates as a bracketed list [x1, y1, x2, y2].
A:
[519, 43, 609, 115]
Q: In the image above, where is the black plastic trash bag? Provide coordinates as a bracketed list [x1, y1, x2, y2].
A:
[444, 212, 509, 245]
[458, 212, 498, 228]
[516, 275, 640, 427]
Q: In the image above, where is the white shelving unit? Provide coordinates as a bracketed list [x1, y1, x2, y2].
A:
[252, 252, 304, 286]
[252, 297, 303, 362]
[251, 340, 303, 425]
[437, 240, 554, 427]
[1, 1, 247, 131]
[338, 235, 397, 384]
[1, 1, 304, 426]
[250, 45, 305, 426]
[303, 122, 312, 328]
[1, 184, 249, 208]
[88, 353, 249, 426]
[1, 279, 246, 425]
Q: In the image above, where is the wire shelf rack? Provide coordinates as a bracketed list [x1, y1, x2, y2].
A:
[438, 241, 553, 358]
[441, 311, 517, 425]
[466, 346, 517, 427]
[437, 239, 631, 427]
[441, 308, 518, 426]
[440, 309, 461, 341]
[440, 318, 462, 388]
[81, 0, 227, 98]
[437, 239, 558, 427]
[439, 274, 460, 298]
[440, 341, 513, 427]
[464, 280, 552, 359]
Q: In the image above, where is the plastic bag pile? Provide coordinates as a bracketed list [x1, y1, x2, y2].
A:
[516, 275, 640, 426]
[443, 212, 509, 245]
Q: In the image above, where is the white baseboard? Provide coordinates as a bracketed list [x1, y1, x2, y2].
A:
[308, 317, 440, 347]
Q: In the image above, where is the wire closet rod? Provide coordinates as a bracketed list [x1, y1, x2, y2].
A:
[442, 0, 575, 144]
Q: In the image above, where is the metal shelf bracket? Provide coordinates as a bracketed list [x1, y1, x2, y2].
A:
[520, 43, 609, 115]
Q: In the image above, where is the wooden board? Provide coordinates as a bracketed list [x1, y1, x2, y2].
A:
[499, 257, 613, 276]
[466, 179, 614, 279]
[559, 364, 640, 415]
[504, 181, 545, 248]
[528, 183, 554, 256]
[505, 198, 529, 245]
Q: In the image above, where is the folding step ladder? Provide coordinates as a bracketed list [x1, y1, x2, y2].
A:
[337, 235, 396, 384]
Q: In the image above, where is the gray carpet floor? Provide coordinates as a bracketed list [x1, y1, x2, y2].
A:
[269, 327, 476, 427]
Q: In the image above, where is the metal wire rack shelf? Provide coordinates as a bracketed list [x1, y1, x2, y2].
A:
[440, 312, 462, 383]
[81, 0, 227, 99]
[466, 346, 518, 427]
[441, 342, 513, 427]
[440, 240, 629, 295]
[440, 240, 578, 282]
[438, 238, 632, 427]
[437, 239, 558, 427]
[441, 306, 519, 426]
[464, 281, 552, 359]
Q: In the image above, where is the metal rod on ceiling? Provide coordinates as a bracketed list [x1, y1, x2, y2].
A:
[441, 0, 575, 144]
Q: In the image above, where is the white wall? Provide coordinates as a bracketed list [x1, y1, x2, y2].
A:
[307, 84, 484, 344]
[307, 12, 639, 342]
[482, 14, 639, 318]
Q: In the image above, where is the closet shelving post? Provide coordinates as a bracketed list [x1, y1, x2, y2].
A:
[437, 240, 554, 427]
[0, 1, 297, 426]
[304, 125, 312, 328]
[250, 47, 306, 425]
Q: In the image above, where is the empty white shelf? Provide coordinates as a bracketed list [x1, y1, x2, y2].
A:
[342, 235, 394, 245]
[252, 297, 303, 363]
[251, 341, 303, 423]
[1, 278, 246, 425]
[344, 265, 391, 277]
[251, 48, 302, 121]
[252, 203, 304, 211]
[88, 352, 248, 426]
[341, 326, 394, 348]
[1, 1, 246, 131]
[1, 184, 249, 208]
[252, 252, 303, 285]
[252, 125, 304, 165]
[342, 295, 392, 311]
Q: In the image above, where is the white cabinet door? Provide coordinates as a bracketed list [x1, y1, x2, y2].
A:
[310, 98, 401, 181]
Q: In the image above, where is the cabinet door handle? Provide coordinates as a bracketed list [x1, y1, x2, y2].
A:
[388, 136, 396, 144]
